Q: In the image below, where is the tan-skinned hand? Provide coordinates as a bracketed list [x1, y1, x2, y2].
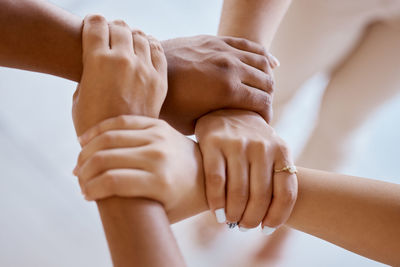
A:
[72, 15, 167, 136]
[195, 110, 297, 234]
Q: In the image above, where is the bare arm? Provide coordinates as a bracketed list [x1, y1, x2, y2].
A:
[184, 165, 400, 265]
[287, 168, 400, 266]
[218, 0, 291, 48]
[73, 17, 185, 267]
[0, 0, 82, 81]
[78, 117, 400, 266]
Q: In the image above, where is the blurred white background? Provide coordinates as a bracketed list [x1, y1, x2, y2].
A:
[0, 0, 399, 266]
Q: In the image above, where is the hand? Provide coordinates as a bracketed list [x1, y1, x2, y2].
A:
[160, 35, 278, 134]
[195, 109, 297, 233]
[72, 15, 167, 136]
[74, 115, 207, 223]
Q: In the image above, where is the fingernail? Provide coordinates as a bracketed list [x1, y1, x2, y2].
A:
[262, 226, 276, 235]
[239, 227, 250, 232]
[269, 54, 280, 68]
[227, 222, 238, 229]
[215, 208, 226, 223]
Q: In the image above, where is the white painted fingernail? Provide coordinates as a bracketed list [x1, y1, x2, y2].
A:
[262, 226, 276, 235]
[215, 208, 226, 223]
[269, 54, 280, 68]
[239, 227, 250, 232]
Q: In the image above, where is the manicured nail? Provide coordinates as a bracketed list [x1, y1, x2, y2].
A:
[268, 53, 280, 68]
[239, 227, 250, 232]
[262, 226, 276, 235]
[215, 208, 226, 223]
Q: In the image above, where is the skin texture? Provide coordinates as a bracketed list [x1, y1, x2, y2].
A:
[73, 15, 184, 267]
[195, 110, 297, 230]
[0, 0, 276, 134]
[218, 0, 292, 48]
[191, 0, 293, 231]
[76, 115, 400, 266]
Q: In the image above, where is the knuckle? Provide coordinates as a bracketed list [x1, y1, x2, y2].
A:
[90, 152, 105, 167]
[228, 137, 247, 152]
[116, 115, 131, 128]
[216, 55, 237, 70]
[100, 131, 115, 146]
[236, 38, 250, 48]
[259, 45, 268, 56]
[111, 53, 132, 67]
[278, 189, 297, 206]
[206, 133, 224, 146]
[275, 140, 290, 158]
[266, 76, 275, 93]
[259, 56, 269, 71]
[147, 148, 168, 161]
[249, 139, 268, 154]
[230, 187, 248, 202]
[206, 173, 225, 188]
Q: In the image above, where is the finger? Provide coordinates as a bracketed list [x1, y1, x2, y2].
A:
[262, 156, 298, 235]
[109, 20, 134, 53]
[82, 14, 109, 56]
[132, 30, 151, 64]
[239, 146, 273, 231]
[230, 84, 273, 123]
[84, 169, 153, 200]
[77, 130, 151, 168]
[78, 147, 148, 186]
[222, 36, 267, 57]
[201, 144, 227, 223]
[79, 115, 157, 146]
[266, 52, 280, 69]
[240, 62, 274, 95]
[225, 151, 249, 224]
[235, 50, 272, 73]
[148, 35, 167, 76]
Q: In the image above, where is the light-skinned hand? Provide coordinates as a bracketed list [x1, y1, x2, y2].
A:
[195, 109, 297, 234]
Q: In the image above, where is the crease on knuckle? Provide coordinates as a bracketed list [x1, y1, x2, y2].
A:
[206, 173, 225, 188]
[91, 152, 105, 167]
[230, 187, 248, 203]
[100, 131, 115, 147]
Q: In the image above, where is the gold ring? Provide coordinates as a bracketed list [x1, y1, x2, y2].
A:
[274, 165, 297, 174]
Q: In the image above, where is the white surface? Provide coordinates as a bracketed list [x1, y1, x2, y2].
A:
[0, 0, 398, 266]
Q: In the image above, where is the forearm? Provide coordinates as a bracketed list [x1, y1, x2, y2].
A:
[287, 168, 400, 266]
[0, 0, 82, 81]
[78, 124, 185, 266]
[182, 153, 400, 265]
[98, 198, 185, 267]
[218, 0, 291, 47]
